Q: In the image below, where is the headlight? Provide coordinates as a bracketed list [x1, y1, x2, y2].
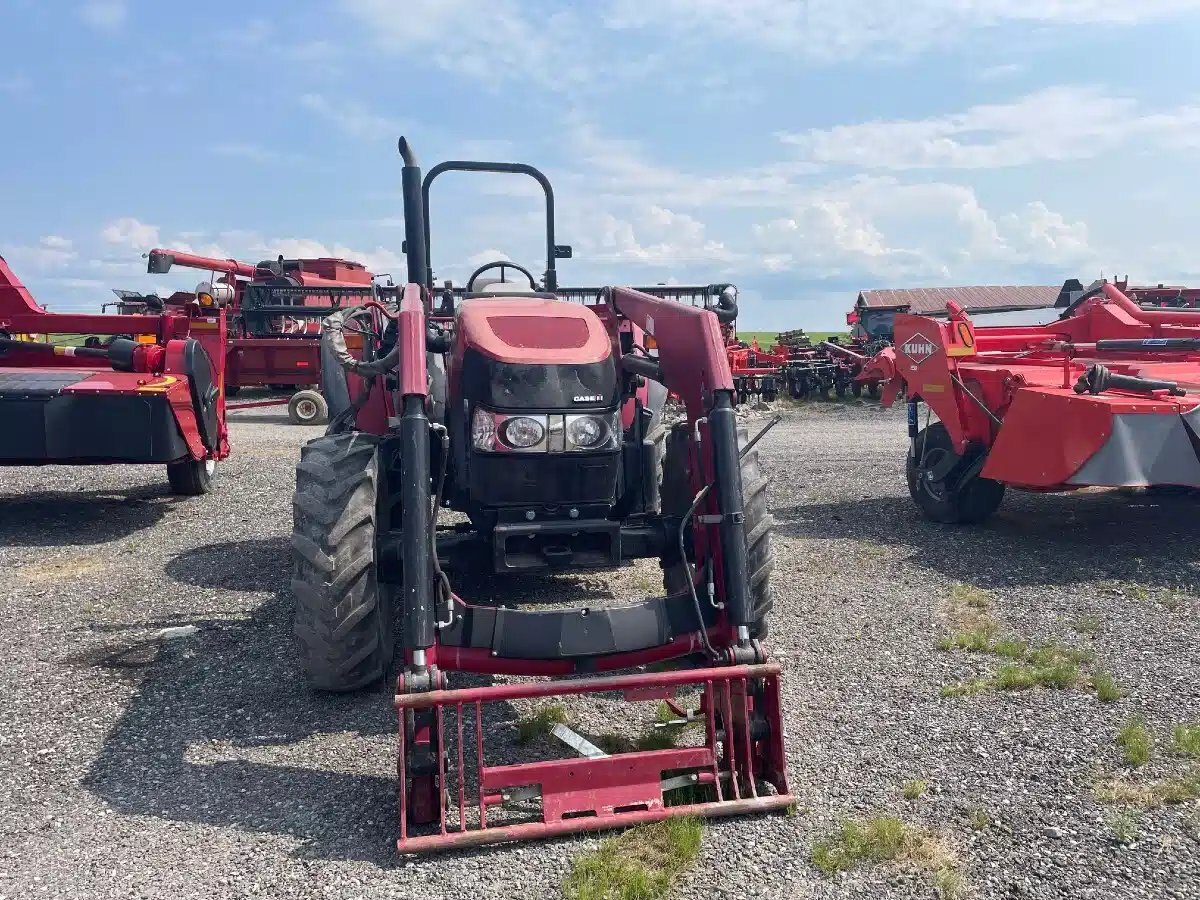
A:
[565, 413, 618, 451]
[471, 407, 497, 450]
[502, 416, 546, 449]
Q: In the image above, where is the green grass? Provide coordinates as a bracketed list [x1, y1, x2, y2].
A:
[1172, 724, 1200, 758]
[1116, 719, 1153, 767]
[810, 816, 960, 894]
[935, 620, 999, 653]
[563, 817, 702, 900]
[1092, 670, 1124, 703]
[966, 808, 992, 831]
[948, 582, 993, 610]
[1107, 809, 1141, 844]
[514, 704, 568, 745]
[1095, 769, 1200, 807]
[1072, 614, 1104, 635]
[901, 779, 928, 801]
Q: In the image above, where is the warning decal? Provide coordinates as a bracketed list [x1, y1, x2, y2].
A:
[900, 332, 937, 365]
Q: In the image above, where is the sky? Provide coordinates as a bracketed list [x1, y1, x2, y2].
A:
[2, 1, 1200, 329]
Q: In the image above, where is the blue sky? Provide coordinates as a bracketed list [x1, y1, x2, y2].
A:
[2, 1, 1200, 329]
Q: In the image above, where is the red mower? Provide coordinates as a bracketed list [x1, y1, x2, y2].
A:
[863, 280, 1200, 523]
[142, 248, 376, 425]
[0, 255, 227, 494]
[292, 138, 792, 853]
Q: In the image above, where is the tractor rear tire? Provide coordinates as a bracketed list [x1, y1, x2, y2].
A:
[291, 432, 394, 691]
[660, 422, 775, 638]
[167, 457, 215, 496]
[288, 389, 329, 426]
[906, 422, 1005, 524]
[866, 381, 881, 400]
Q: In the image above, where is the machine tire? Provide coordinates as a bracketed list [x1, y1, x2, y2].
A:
[850, 381, 862, 398]
[867, 381, 881, 400]
[225, 385, 241, 398]
[835, 380, 847, 399]
[291, 432, 394, 691]
[906, 422, 1005, 524]
[288, 389, 329, 426]
[660, 423, 775, 638]
[167, 457, 215, 496]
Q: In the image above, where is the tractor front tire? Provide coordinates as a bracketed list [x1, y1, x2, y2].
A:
[906, 422, 1005, 524]
[291, 432, 394, 691]
[660, 422, 775, 638]
[167, 457, 215, 496]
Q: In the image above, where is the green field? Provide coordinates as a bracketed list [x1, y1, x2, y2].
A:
[736, 330, 849, 346]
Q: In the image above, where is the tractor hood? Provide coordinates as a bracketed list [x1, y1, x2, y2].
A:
[453, 298, 618, 411]
[456, 298, 611, 364]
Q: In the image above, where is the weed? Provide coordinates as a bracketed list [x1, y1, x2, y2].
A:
[992, 637, 1027, 659]
[1107, 809, 1141, 843]
[1072, 614, 1104, 635]
[902, 779, 928, 801]
[949, 582, 993, 610]
[811, 816, 959, 885]
[1092, 670, 1124, 703]
[933, 867, 969, 900]
[1171, 724, 1200, 758]
[563, 817, 702, 900]
[1126, 583, 1150, 602]
[937, 621, 999, 653]
[1116, 719, 1153, 767]
[966, 807, 991, 831]
[514, 705, 568, 745]
[1096, 769, 1200, 807]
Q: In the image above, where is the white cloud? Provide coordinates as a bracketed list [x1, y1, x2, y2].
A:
[603, 0, 1200, 62]
[749, 177, 1094, 280]
[101, 217, 160, 250]
[579, 204, 733, 267]
[4, 235, 78, 271]
[78, 1, 127, 31]
[780, 85, 1200, 170]
[467, 249, 512, 266]
[298, 93, 403, 140]
[975, 62, 1026, 81]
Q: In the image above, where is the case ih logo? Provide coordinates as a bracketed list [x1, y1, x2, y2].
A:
[901, 333, 937, 365]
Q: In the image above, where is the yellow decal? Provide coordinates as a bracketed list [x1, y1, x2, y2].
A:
[945, 319, 977, 358]
[921, 383, 946, 393]
[137, 376, 179, 393]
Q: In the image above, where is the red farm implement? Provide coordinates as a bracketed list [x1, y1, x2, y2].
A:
[143, 248, 376, 425]
[0, 255, 227, 494]
[863, 280, 1200, 523]
[291, 138, 792, 853]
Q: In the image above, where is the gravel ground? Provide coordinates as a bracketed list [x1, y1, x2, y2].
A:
[1, 397, 1197, 899]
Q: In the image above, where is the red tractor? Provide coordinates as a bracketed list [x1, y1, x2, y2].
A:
[862, 281, 1200, 523]
[143, 249, 376, 425]
[0, 255, 227, 494]
[293, 139, 792, 852]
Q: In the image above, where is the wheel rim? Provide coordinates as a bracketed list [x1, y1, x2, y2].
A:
[295, 399, 318, 420]
[916, 448, 951, 502]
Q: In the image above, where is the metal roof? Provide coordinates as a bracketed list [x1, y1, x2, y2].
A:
[857, 285, 1061, 315]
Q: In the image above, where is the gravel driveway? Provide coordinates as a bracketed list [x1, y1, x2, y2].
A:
[0, 400, 1196, 899]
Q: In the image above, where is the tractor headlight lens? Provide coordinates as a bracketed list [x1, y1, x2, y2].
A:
[471, 407, 497, 450]
[565, 413, 617, 451]
[501, 416, 546, 449]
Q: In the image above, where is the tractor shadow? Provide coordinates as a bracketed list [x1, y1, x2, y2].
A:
[84, 538, 405, 864]
[774, 488, 1200, 592]
[0, 484, 175, 546]
[82, 537, 567, 865]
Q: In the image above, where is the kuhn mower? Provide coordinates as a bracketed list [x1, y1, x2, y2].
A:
[0, 255, 227, 494]
[142, 248, 376, 425]
[291, 138, 791, 852]
[863, 280, 1200, 523]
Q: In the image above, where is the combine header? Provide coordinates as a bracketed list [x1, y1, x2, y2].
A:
[863, 281, 1200, 522]
[291, 138, 792, 852]
[0, 256, 227, 494]
[142, 249, 376, 424]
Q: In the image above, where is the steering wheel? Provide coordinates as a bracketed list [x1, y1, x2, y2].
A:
[465, 260, 538, 293]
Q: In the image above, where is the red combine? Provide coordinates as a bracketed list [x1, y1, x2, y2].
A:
[143, 249, 375, 424]
[292, 138, 792, 852]
[0, 256, 227, 494]
[863, 280, 1200, 523]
